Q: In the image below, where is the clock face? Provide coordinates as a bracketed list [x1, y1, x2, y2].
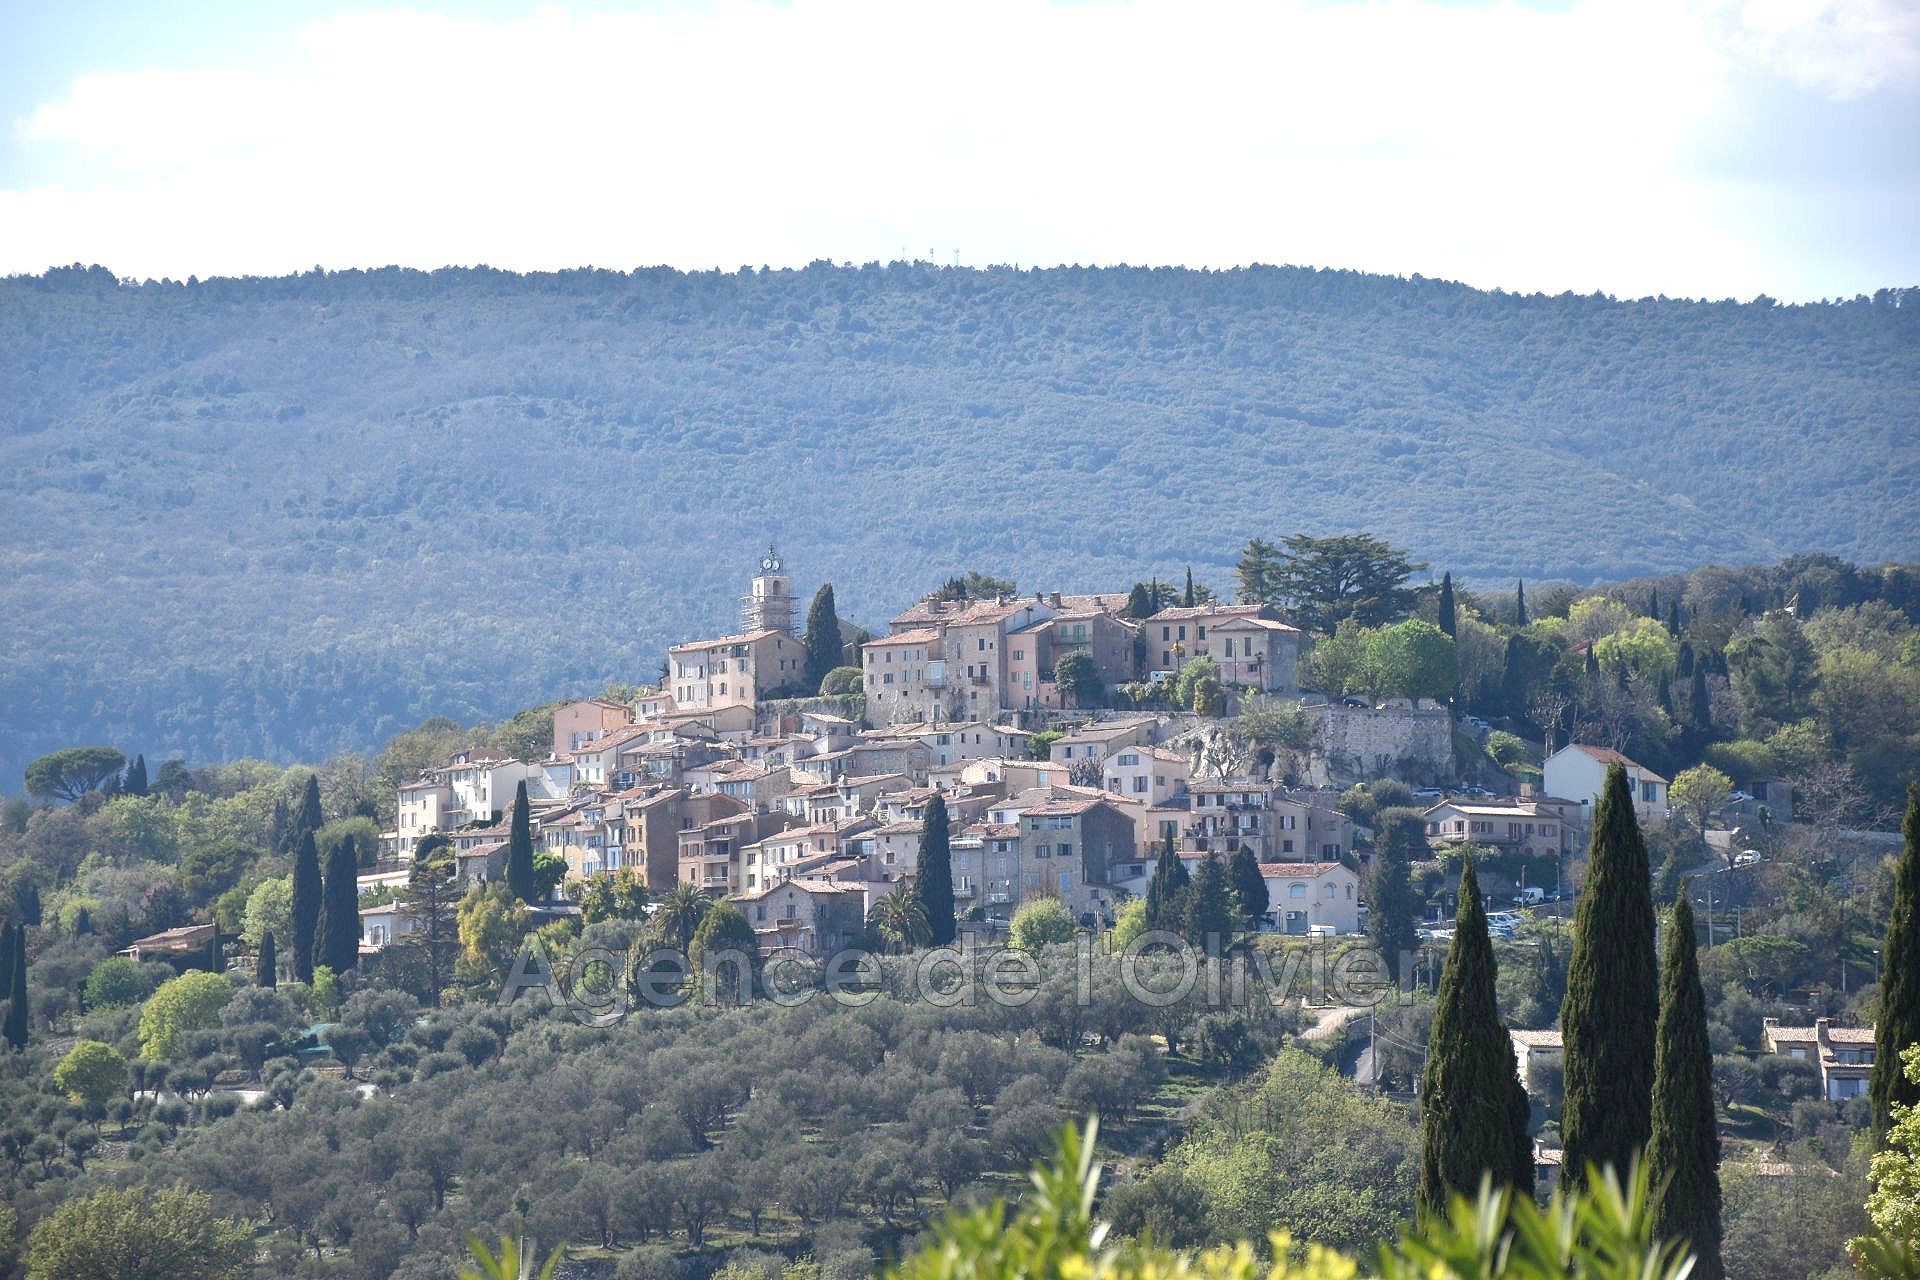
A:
[762, 557, 777, 572]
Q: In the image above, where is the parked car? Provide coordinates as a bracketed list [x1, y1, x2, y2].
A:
[1342, 695, 1370, 708]
[1514, 887, 1546, 906]
[1412, 786, 1443, 799]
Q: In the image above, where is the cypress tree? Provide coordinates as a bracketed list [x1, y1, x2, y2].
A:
[1437, 572, 1457, 638]
[1183, 567, 1196, 609]
[915, 793, 956, 946]
[1514, 579, 1528, 626]
[1144, 837, 1190, 931]
[292, 773, 324, 851]
[123, 753, 148, 797]
[506, 780, 537, 904]
[16, 882, 38, 928]
[314, 833, 360, 975]
[258, 930, 278, 988]
[1419, 857, 1532, 1217]
[1666, 601, 1682, 636]
[1688, 665, 1711, 733]
[1585, 647, 1600, 676]
[1182, 852, 1235, 955]
[1649, 896, 1723, 1279]
[1561, 763, 1659, 1186]
[290, 828, 321, 984]
[1648, 587, 1660, 620]
[1368, 824, 1420, 982]
[803, 583, 843, 690]
[0, 923, 13, 1002]
[3, 926, 26, 1050]
[1678, 640, 1695, 678]
[1228, 844, 1269, 931]
[1872, 785, 1920, 1144]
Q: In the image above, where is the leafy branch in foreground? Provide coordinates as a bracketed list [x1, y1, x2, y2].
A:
[888, 1117, 1698, 1280]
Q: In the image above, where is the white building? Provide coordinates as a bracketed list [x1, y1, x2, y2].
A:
[1542, 744, 1669, 823]
[1259, 860, 1360, 935]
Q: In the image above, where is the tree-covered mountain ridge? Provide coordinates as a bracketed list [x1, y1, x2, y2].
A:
[1, 261, 1915, 784]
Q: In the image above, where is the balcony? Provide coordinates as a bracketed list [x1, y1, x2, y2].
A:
[776, 916, 801, 929]
[968, 673, 989, 685]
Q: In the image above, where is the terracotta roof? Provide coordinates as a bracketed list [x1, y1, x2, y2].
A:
[1566, 744, 1669, 783]
[1766, 1023, 1875, 1045]
[1510, 1030, 1565, 1048]
[1025, 798, 1102, 817]
[866, 627, 942, 646]
[669, 629, 784, 652]
[1257, 861, 1349, 877]
[1146, 604, 1270, 623]
[734, 877, 862, 901]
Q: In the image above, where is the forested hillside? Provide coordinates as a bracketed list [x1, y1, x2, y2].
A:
[2, 263, 1915, 785]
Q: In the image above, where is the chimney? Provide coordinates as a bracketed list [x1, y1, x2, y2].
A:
[1049, 592, 1062, 607]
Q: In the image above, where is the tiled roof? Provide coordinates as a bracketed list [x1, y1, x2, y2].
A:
[1257, 861, 1349, 877]
[866, 627, 943, 646]
[1567, 744, 1669, 783]
[1510, 1030, 1564, 1048]
[669, 629, 784, 652]
[1146, 604, 1270, 623]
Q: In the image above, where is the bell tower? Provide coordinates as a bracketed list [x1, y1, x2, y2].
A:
[742, 544, 796, 636]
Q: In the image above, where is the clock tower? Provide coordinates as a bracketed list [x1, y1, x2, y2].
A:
[741, 544, 796, 636]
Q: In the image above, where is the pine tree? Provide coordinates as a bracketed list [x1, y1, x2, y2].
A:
[1126, 583, 1153, 620]
[1437, 572, 1457, 638]
[290, 828, 321, 984]
[1514, 579, 1528, 627]
[1419, 857, 1533, 1217]
[1561, 763, 1659, 1186]
[1649, 896, 1723, 1279]
[506, 780, 537, 904]
[915, 793, 956, 946]
[1183, 568, 1196, 609]
[123, 753, 148, 797]
[1144, 837, 1190, 931]
[804, 583, 843, 691]
[1873, 785, 1920, 1144]
[314, 834, 360, 975]
[1182, 853, 1235, 955]
[258, 930, 277, 988]
[3, 926, 26, 1050]
[1228, 844, 1269, 931]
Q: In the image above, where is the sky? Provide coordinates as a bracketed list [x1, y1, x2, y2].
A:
[0, 0, 1916, 301]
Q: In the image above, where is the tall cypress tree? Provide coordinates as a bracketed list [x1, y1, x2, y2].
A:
[1228, 844, 1269, 931]
[290, 773, 324, 852]
[803, 584, 843, 691]
[1182, 568, 1196, 609]
[0, 923, 14, 1005]
[3, 926, 26, 1050]
[1369, 820, 1420, 981]
[123, 753, 148, 797]
[1666, 601, 1682, 637]
[506, 780, 537, 904]
[1562, 763, 1659, 1186]
[1688, 665, 1711, 734]
[258, 930, 278, 988]
[1437, 572, 1457, 638]
[1144, 837, 1190, 930]
[1514, 579, 1528, 627]
[314, 833, 360, 975]
[290, 828, 321, 984]
[915, 793, 956, 946]
[1648, 587, 1660, 620]
[1650, 896, 1723, 1279]
[1419, 857, 1532, 1217]
[1182, 852, 1235, 955]
[1872, 785, 1920, 1143]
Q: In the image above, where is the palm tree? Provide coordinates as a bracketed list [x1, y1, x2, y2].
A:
[657, 883, 711, 952]
[869, 882, 931, 954]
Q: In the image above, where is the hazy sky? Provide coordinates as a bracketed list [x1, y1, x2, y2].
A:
[2, 0, 1916, 300]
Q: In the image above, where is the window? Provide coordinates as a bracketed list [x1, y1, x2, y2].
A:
[1133, 777, 1148, 794]
[1224, 638, 1235, 658]
[1057, 843, 1073, 859]
[1282, 839, 1294, 853]
[1324, 884, 1336, 898]
[1290, 883, 1306, 898]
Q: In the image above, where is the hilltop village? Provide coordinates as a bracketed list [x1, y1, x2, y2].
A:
[360, 549, 1671, 957]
